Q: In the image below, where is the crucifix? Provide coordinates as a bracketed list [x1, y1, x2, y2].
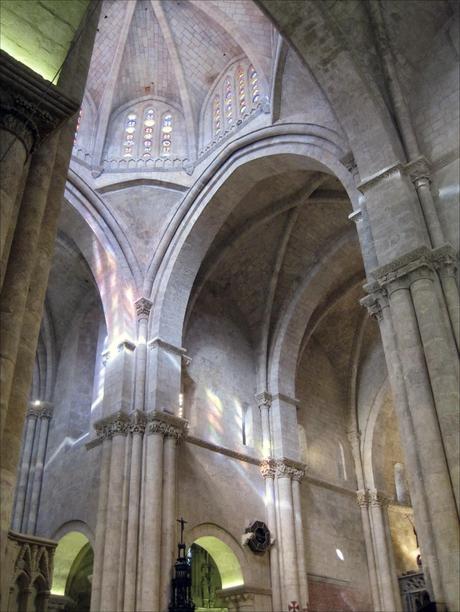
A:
[177, 517, 187, 546]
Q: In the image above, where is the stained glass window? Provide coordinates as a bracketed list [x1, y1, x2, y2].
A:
[143, 108, 155, 156]
[224, 76, 233, 125]
[236, 65, 247, 117]
[213, 94, 221, 136]
[161, 113, 172, 155]
[123, 113, 137, 157]
[248, 65, 260, 105]
[74, 108, 82, 145]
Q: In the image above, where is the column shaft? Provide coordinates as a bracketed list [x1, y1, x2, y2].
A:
[389, 287, 459, 610]
[26, 415, 50, 533]
[277, 475, 300, 607]
[124, 432, 143, 611]
[11, 414, 36, 531]
[116, 433, 132, 609]
[100, 434, 127, 611]
[292, 479, 308, 610]
[358, 498, 381, 611]
[265, 476, 281, 612]
[140, 431, 164, 612]
[160, 435, 177, 611]
[91, 438, 111, 612]
[369, 495, 398, 611]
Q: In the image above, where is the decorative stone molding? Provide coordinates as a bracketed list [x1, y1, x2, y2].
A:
[369, 489, 389, 508]
[357, 163, 403, 194]
[348, 209, 362, 224]
[148, 337, 187, 357]
[129, 410, 147, 435]
[0, 50, 79, 156]
[117, 339, 136, 353]
[275, 458, 307, 481]
[260, 458, 276, 479]
[360, 282, 388, 322]
[146, 410, 188, 440]
[7, 530, 57, 597]
[431, 244, 458, 279]
[405, 156, 431, 184]
[271, 393, 300, 407]
[356, 489, 369, 508]
[134, 297, 152, 320]
[255, 391, 272, 408]
[27, 401, 54, 419]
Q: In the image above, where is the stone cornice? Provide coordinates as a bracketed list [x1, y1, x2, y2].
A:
[148, 337, 187, 357]
[0, 50, 79, 155]
[271, 393, 300, 407]
[94, 410, 189, 440]
[369, 489, 390, 507]
[260, 457, 276, 479]
[357, 157, 432, 194]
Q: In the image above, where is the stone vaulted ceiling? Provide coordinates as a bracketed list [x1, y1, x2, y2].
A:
[86, 0, 274, 125]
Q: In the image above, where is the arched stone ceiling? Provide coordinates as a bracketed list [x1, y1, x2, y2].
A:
[86, 0, 274, 125]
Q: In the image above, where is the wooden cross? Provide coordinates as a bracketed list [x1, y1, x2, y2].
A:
[177, 517, 187, 545]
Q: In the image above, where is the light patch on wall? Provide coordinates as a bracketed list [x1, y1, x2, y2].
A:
[52, 531, 89, 595]
[336, 548, 345, 561]
[193, 536, 244, 589]
[0, 0, 90, 82]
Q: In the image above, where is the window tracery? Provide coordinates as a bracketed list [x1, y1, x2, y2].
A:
[123, 113, 137, 157]
[161, 113, 172, 156]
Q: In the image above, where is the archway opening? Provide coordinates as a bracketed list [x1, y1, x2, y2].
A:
[51, 531, 93, 611]
[189, 536, 244, 611]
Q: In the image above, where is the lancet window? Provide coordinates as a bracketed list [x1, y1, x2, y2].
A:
[123, 113, 137, 157]
[143, 108, 155, 156]
[248, 65, 260, 104]
[236, 65, 247, 117]
[161, 113, 173, 155]
[224, 76, 233, 126]
[213, 94, 221, 137]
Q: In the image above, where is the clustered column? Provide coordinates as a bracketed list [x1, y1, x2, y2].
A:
[362, 247, 460, 612]
[11, 401, 53, 535]
[91, 410, 187, 612]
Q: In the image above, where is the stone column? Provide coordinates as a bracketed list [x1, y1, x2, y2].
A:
[11, 408, 37, 532]
[362, 281, 459, 612]
[291, 470, 308, 611]
[369, 490, 401, 611]
[260, 458, 281, 612]
[140, 416, 164, 612]
[26, 403, 53, 533]
[256, 391, 272, 458]
[134, 298, 152, 412]
[275, 459, 301, 609]
[99, 414, 129, 612]
[356, 491, 381, 611]
[348, 431, 381, 611]
[123, 412, 146, 612]
[160, 418, 187, 612]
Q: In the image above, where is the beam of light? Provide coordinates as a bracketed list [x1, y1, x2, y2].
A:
[44, 434, 88, 470]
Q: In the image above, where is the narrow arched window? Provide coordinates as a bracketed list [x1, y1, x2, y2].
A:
[73, 108, 82, 145]
[123, 112, 137, 157]
[224, 76, 233, 126]
[248, 65, 260, 105]
[236, 65, 247, 117]
[213, 94, 221, 137]
[161, 113, 172, 156]
[143, 108, 155, 157]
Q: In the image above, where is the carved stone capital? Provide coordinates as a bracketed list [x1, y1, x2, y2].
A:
[0, 50, 79, 156]
[255, 391, 272, 408]
[146, 410, 188, 440]
[95, 411, 130, 440]
[275, 458, 307, 481]
[129, 410, 147, 434]
[347, 430, 361, 452]
[374, 247, 435, 292]
[134, 297, 152, 320]
[360, 282, 388, 321]
[431, 244, 458, 279]
[117, 339, 136, 353]
[27, 401, 54, 419]
[260, 458, 276, 479]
